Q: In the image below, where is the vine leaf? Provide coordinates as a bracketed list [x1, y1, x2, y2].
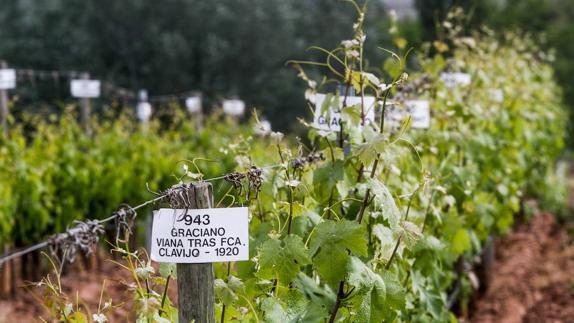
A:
[214, 276, 245, 306]
[372, 224, 396, 261]
[367, 179, 401, 228]
[294, 273, 336, 309]
[261, 289, 328, 323]
[381, 271, 406, 312]
[257, 234, 311, 284]
[346, 257, 386, 323]
[310, 220, 367, 286]
[346, 257, 405, 322]
[261, 297, 288, 322]
[354, 134, 386, 165]
[158, 263, 176, 279]
[312, 160, 344, 202]
[411, 271, 445, 319]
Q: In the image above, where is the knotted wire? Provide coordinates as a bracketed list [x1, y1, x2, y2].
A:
[114, 204, 137, 244]
[0, 159, 316, 266]
[47, 220, 106, 266]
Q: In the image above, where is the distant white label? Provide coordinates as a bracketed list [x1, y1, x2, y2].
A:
[385, 100, 430, 129]
[0, 69, 16, 90]
[254, 120, 272, 136]
[137, 102, 152, 121]
[488, 89, 504, 102]
[313, 93, 376, 132]
[440, 73, 471, 88]
[223, 99, 245, 116]
[70, 80, 101, 98]
[151, 207, 249, 263]
[407, 100, 430, 129]
[186, 96, 202, 113]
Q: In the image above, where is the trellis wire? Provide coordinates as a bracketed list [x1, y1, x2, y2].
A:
[0, 194, 166, 266]
[0, 163, 286, 266]
[11, 67, 196, 103]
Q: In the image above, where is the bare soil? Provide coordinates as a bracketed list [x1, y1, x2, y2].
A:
[0, 253, 177, 322]
[471, 213, 574, 323]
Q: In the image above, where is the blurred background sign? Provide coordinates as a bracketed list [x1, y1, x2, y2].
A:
[70, 79, 101, 98]
[186, 96, 202, 114]
[223, 99, 245, 116]
[0, 69, 16, 90]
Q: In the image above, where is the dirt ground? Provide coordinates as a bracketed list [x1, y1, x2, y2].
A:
[471, 212, 574, 323]
[0, 258, 130, 322]
[0, 253, 178, 322]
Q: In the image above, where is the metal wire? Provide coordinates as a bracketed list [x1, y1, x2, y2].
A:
[0, 163, 288, 266]
[11, 67, 195, 102]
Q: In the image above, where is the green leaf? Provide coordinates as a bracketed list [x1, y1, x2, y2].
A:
[227, 275, 246, 294]
[452, 228, 471, 255]
[380, 271, 406, 312]
[384, 56, 402, 79]
[257, 234, 311, 284]
[312, 160, 344, 202]
[214, 279, 237, 306]
[310, 220, 368, 286]
[284, 289, 328, 323]
[310, 220, 368, 257]
[158, 263, 176, 278]
[261, 289, 330, 323]
[411, 271, 446, 319]
[313, 246, 349, 286]
[367, 179, 401, 228]
[261, 297, 288, 322]
[214, 276, 245, 306]
[294, 273, 336, 309]
[372, 224, 396, 261]
[355, 134, 386, 165]
[346, 257, 386, 323]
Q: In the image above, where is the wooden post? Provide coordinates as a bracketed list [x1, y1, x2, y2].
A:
[1, 244, 12, 296]
[186, 93, 203, 131]
[0, 61, 9, 137]
[176, 182, 215, 323]
[79, 72, 92, 136]
[137, 89, 152, 133]
[0, 62, 11, 291]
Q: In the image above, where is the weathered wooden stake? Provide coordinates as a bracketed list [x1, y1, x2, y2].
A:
[79, 72, 92, 136]
[0, 61, 9, 137]
[177, 182, 215, 323]
[0, 57, 13, 284]
[0, 244, 12, 296]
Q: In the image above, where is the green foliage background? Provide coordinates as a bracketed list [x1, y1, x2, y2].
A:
[0, 1, 570, 321]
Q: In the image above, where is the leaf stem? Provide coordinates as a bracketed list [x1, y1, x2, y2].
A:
[386, 185, 421, 270]
[328, 281, 346, 323]
[287, 188, 294, 234]
[355, 159, 380, 224]
[421, 189, 437, 233]
[160, 275, 171, 315]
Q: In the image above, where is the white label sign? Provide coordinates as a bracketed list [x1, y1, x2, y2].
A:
[223, 99, 245, 116]
[186, 96, 202, 113]
[71, 80, 101, 98]
[0, 69, 16, 90]
[137, 102, 152, 121]
[440, 72, 471, 88]
[407, 100, 430, 129]
[151, 207, 249, 263]
[313, 93, 376, 132]
[254, 120, 272, 136]
[385, 100, 430, 129]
